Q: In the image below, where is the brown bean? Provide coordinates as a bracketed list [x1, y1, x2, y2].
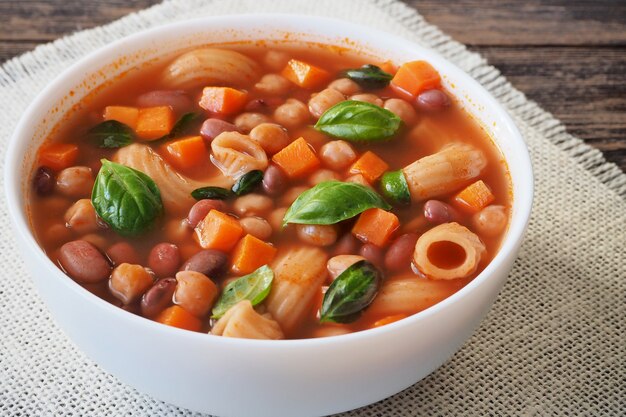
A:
[140, 278, 177, 318]
[148, 243, 181, 278]
[359, 243, 384, 270]
[187, 199, 226, 228]
[384, 233, 419, 272]
[262, 164, 287, 196]
[416, 89, 450, 111]
[107, 242, 141, 265]
[59, 240, 111, 283]
[181, 249, 227, 278]
[136, 90, 192, 113]
[33, 166, 55, 196]
[332, 233, 360, 256]
[200, 118, 239, 144]
[423, 200, 457, 224]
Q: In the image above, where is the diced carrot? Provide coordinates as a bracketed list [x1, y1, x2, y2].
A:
[352, 208, 400, 247]
[103, 106, 139, 129]
[231, 234, 278, 275]
[349, 151, 389, 183]
[195, 210, 244, 252]
[390, 61, 441, 99]
[199, 87, 248, 115]
[38, 143, 79, 171]
[371, 314, 408, 328]
[155, 305, 202, 332]
[379, 61, 397, 75]
[281, 59, 330, 89]
[272, 137, 321, 179]
[453, 180, 495, 212]
[164, 136, 207, 169]
[135, 106, 175, 141]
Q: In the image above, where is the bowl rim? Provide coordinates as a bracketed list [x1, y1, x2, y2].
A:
[4, 13, 533, 349]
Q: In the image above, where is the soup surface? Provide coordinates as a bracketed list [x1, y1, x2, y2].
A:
[29, 44, 511, 339]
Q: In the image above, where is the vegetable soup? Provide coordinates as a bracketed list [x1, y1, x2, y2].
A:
[29, 44, 511, 339]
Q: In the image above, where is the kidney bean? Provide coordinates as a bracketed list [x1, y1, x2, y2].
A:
[181, 249, 227, 278]
[187, 199, 226, 228]
[58, 240, 111, 283]
[140, 278, 177, 318]
[148, 243, 181, 278]
[136, 90, 192, 113]
[332, 233, 360, 256]
[359, 243, 384, 270]
[384, 233, 419, 272]
[416, 89, 450, 111]
[33, 166, 55, 196]
[200, 118, 239, 144]
[262, 164, 287, 196]
[423, 200, 457, 224]
[107, 242, 141, 265]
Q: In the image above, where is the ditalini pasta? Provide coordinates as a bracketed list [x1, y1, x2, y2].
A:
[29, 44, 511, 339]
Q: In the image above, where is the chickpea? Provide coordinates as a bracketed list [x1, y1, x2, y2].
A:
[473, 205, 508, 237]
[174, 270, 218, 317]
[239, 217, 273, 240]
[309, 169, 338, 185]
[296, 224, 337, 246]
[264, 50, 290, 71]
[327, 255, 365, 280]
[234, 112, 271, 132]
[328, 78, 361, 96]
[233, 193, 273, 216]
[274, 98, 310, 128]
[319, 140, 357, 170]
[56, 166, 93, 198]
[165, 218, 190, 242]
[255, 74, 291, 95]
[44, 223, 73, 245]
[384, 98, 417, 124]
[268, 207, 288, 231]
[280, 186, 309, 206]
[308, 88, 345, 118]
[64, 199, 100, 234]
[249, 123, 291, 155]
[350, 93, 383, 106]
[109, 263, 154, 305]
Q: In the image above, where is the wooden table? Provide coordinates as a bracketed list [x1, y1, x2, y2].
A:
[2, 0, 624, 172]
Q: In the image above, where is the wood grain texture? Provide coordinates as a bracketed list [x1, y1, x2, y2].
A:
[0, 0, 624, 172]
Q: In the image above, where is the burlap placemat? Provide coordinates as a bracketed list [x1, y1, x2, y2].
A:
[1, 0, 624, 415]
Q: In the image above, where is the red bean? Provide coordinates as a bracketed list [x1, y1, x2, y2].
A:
[416, 89, 450, 111]
[384, 233, 419, 272]
[140, 278, 177, 318]
[107, 242, 141, 265]
[148, 243, 181, 278]
[359, 243, 385, 270]
[200, 118, 239, 144]
[332, 233, 360, 256]
[187, 199, 226, 228]
[58, 240, 111, 283]
[136, 90, 192, 113]
[33, 166, 55, 196]
[262, 164, 287, 196]
[181, 249, 227, 278]
[423, 200, 457, 224]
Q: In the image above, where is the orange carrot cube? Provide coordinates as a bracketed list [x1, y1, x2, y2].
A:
[352, 208, 399, 247]
[103, 106, 139, 129]
[281, 59, 330, 89]
[195, 210, 244, 252]
[391, 61, 441, 99]
[155, 305, 202, 332]
[135, 106, 175, 141]
[38, 143, 79, 171]
[272, 137, 321, 179]
[231, 234, 278, 275]
[199, 87, 248, 115]
[453, 180, 495, 212]
[165, 136, 207, 169]
[349, 151, 389, 183]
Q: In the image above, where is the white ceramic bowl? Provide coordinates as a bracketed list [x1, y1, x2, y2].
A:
[4, 15, 532, 417]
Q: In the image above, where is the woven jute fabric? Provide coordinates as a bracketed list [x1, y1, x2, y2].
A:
[1, 0, 624, 415]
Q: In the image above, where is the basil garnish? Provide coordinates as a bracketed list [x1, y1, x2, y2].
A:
[380, 169, 410, 204]
[212, 265, 274, 319]
[342, 64, 392, 89]
[91, 159, 163, 236]
[191, 186, 233, 200]
[320, 260, 382, 323]
[88, 120, 134, 149]
[315, 100, 402, 142]
[232, 170, 263, 196]
[168, 112, 201, 138]
[282, 181, 391, 226]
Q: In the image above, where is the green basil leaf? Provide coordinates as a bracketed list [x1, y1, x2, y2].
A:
[320, 260, 382, 323]
[191, 186, 233, 200]
[91, 159, 163, 236]
[380, 169, 410, 204]
[232, 170, 263, 196]
[315, 100, 402, 142]
[169, 112, 201, 138]
[212, 265, 274, 319]
[282, 180, 391, 226]
[88, 120, 134, 148]
[342, 64, 393, 89]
